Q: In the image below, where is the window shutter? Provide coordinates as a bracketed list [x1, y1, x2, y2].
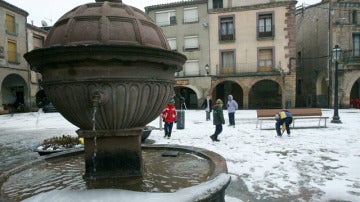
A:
[184, 60, 200, 76]
[184, 7, 198, 23]
[155, 10, 176, 26]
[167, 38, 177, 50]
[184, 36, 199, 49]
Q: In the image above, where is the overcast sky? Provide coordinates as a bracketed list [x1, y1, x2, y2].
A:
[5, 0, 321, 27]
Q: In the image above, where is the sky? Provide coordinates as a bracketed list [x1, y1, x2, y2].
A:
[4, 0, 321, 27]
[1, 108, 359, 201]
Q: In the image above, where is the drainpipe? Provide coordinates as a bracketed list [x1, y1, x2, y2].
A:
[25, 19, 32, 112]
[327, 1, 332, 108]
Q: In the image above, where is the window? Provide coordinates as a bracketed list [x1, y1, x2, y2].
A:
[184, 7, 199, 23]
[7, 40, 17, 63]
[33, 35, 45, 49]
[0, 46, 4, 58]
[6, 13, 16, 34]
[184, 36, 199, 50]
[220, 50, 235, 73]
[167, 38, 177, 51]
[184, 60, 200, 76]
[155, 10, 176, 26]
[258, 13, 274, 38]
[213, 0, 223, 9]
[219, 16, 235, 41]
[258, 48, 273, 72]
[353, 34, 360, 57]
[352, 10, 358, 25]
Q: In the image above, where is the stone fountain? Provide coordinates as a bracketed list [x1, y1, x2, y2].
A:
[1, 0, 231, 201]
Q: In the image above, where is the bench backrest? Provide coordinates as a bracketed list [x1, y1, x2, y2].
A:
[256, 108, 322, 118]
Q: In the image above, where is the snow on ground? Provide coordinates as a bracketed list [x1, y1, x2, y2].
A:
[1, 108, 360, 201]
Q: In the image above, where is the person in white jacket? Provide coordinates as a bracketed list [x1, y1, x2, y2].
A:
[227, 95, 238, 127]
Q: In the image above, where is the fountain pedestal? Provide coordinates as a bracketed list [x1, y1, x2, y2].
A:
[78, 128, 143, 178]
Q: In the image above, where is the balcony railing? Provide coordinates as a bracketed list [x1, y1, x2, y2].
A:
[217, 62, 279, 76]
[174, 62, 281, 78]
[257, 25, 275, 39]
[342, 50, 360, 63]
[219, 28, 236, 42]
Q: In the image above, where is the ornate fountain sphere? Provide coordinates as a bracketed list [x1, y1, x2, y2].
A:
[26, 1, 186, 131]
[25, 1, 186, 178]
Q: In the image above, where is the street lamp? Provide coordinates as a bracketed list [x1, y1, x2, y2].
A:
[331, 45, 342, 123]
[204, 64, 209, 76]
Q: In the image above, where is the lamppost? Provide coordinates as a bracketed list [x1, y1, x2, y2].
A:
[205, 64, 209, 76]
[331, 45, 342, 123]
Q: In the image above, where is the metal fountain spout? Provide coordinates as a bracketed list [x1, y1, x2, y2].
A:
[91, 91, 104, 131]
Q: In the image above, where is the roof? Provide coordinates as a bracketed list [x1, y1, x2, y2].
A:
[0, 0, 29, 16]
[145, 0, 207, 13]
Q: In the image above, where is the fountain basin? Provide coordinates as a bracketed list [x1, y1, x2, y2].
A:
[0, 145, 230, 202]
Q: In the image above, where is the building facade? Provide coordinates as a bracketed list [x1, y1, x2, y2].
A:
[146, 0, 211, 109]
[0, 1, 29, 113]
[208, 0, 297, 109]
[147, 0, 297, 109]
[296, 0, 360, 108]
[27, 24, 48, 111]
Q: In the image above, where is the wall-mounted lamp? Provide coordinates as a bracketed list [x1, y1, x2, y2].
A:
[204, 64, 209, 76]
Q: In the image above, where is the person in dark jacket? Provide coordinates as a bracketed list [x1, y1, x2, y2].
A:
[161, 99, 178, 139]
[275, 109, 293, 137]
[201, 95, 212, 121]
[210, 99, 225, 142]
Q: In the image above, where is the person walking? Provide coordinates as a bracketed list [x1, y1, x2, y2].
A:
[201, 95, 212, 121]
[275, 109, 293, 137]
[227, 95, 238, 127]
[161, 99, 177, 139]
[210, 99, 225, 142]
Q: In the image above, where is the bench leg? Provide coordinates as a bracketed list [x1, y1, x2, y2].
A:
[292, 119, 295, 128]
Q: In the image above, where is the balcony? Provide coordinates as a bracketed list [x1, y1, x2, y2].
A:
[257, 25, 275, 39]
[219, 27, 235, 42]
[336, 49, 360, 71]
[216, 62, 279, 76]
[175, 62, 281, 78]
[343, 50, 360, 62]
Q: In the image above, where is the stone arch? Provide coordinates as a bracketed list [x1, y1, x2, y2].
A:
[174, 85, 201, 109]
[249, 79, 282, 109]
[315, 73, 329, 108]
[212, 80, 243, 109]
[343, 72, 360, 108]
[1, 74, 28, 112]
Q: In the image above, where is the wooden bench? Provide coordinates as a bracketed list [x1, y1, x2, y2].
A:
[256, 108, 329, 129]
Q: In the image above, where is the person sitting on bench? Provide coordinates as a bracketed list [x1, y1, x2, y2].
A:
[275, 109, 293, 137]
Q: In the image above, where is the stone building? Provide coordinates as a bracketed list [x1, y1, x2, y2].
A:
[147, 0, 297, 109]
[296, 0, 360, 108]
[0, 1, 29, 113]
[146, 0, 211, 109]
[27, 24, 48, 111]
[0, 1, 48, 114]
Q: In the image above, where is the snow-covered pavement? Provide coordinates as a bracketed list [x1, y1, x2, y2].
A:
[1, 109, 360, 201]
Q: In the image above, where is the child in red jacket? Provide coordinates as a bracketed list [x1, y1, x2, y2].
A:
[161, 99, 177, 139]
